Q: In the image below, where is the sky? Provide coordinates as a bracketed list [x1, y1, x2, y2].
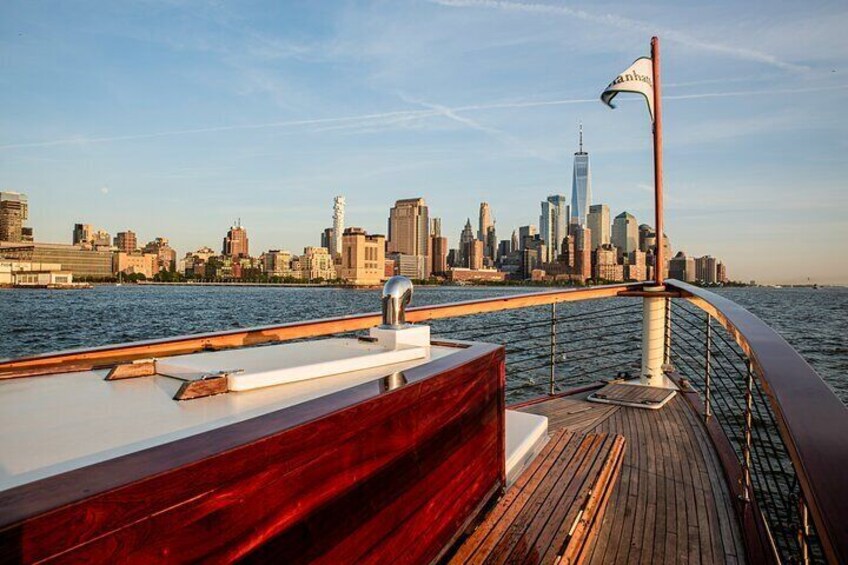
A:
[1, 1, 847, 284]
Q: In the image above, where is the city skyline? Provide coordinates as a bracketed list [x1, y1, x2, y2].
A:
[1, 2, 847, 284]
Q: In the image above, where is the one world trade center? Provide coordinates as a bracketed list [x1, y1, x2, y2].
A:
[570, 123, 592, 225]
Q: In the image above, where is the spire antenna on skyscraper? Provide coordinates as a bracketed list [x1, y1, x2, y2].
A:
[579, 121, 583, 153]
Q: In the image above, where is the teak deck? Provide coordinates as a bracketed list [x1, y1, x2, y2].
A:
[520, 393, 747, 564]
[449, 429, 625, 564]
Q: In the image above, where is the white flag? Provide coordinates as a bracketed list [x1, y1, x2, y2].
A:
[601, 57, 654, 122]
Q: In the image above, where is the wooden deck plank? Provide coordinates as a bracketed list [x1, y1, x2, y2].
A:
[520, 393, 746, 564]
[450, 430, 576, 563]
[449, 428, 625, 565]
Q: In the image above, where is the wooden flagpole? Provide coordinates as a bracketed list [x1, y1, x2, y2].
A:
[651, 36, 664, 286]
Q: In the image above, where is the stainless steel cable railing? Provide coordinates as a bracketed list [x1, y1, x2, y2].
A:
[430, 299, 642, 401]
[668, 299, 822, 563]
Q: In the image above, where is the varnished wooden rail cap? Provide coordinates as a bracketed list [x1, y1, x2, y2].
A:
[617, 290, 682, 298]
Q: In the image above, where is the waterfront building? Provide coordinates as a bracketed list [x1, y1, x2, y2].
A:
[141, 237, 177, 272]
[717, 262, 728, 284]
[478, 202, 492, 243]
[332, 196, 345, 258]
[518, 225, 537, 251]
[340, 227, 385, 286]
[612, 212, 638, 259]
[695, 255, 719, 284]
[446, 249, 459, 269]
[446, 268, 507, 283]
[574, 225, 593, 282]
[383, 258, 395, 279]
[511, 230, 519, 252]
[570, 124, 592, 225]
[627, 250, 648, 282]
[463, 240, 484, 270]
[430, 235, 448, 276]
[388, 198, 429, 259]
[301, 247, 336, 281]
[559, 235, 575, 269]
[0, 242, 112, 279]
[521, 236, 546, 279]
[0, 260, 64, 286]
[388, 253, 427, 280]
[0, 192, 29, 243]
[263, 250, 293, 278]
[669, 251, 696, 282]
[223, 221, 249, 258]
[587, 204, 610, 251]
[114, 252, 158, 279]
[114, 231, 138, 254]
[638, 224, 655, 253]
[540, 195, 568, 262]
[593, 244, 623, 282]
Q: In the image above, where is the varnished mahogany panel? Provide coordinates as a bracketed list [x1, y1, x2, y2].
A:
[0, 342, 505, 564]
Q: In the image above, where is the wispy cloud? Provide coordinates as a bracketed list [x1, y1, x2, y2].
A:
[3, 83, 845, 151]
[431, 0, 809, 71]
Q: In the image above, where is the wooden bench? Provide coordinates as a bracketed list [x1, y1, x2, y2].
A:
[448, 429, 625, 564]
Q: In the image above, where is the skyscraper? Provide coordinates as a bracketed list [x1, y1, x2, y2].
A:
[332, 196, 345, 257]
[518, 225, 537, 250]
[0, 191, 29, 242]
[574, 225, 592, 281]
[587, 204, 610, 251]
[570, 124, 592, 225]
[485, 224, 497, 261]
[223, 221, 249, 258]
[612, 211, 638, 258]
[539, 195, 568, 262]
[431, 217, 442, 237]
[459, 218, 474, 265]
[387, 198, 429, 257]
[478, 202, 492, 242]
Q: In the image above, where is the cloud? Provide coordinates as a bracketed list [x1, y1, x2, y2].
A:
[430, 0, 809, 71]
[100, 186, 109, 195]
[3, 83, 845, 151]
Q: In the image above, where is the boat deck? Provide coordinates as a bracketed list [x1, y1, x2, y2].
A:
[519, 391, 746, 564]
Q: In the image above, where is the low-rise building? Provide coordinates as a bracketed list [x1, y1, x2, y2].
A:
[142, 237, 177, 272]
[301, 247, 336, 281]
[263, 250, 294, 278]
[13, 270, 73, 287]
[387, 253, 427, 280]
[114, 252, 158, 279]
[446, 268, 507, 283]
[0, 242, 113, 279]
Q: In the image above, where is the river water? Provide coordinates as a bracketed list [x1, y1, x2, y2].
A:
[1, 284, 845, 404]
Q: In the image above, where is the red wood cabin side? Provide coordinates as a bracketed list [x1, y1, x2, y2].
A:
[0, 342, 505, 563]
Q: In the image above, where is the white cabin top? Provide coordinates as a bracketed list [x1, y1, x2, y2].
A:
[0, 338, 459, 492]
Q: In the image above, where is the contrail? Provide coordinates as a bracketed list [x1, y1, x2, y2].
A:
[2, 84, 844, 150]
[431, 0, 808, 72]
